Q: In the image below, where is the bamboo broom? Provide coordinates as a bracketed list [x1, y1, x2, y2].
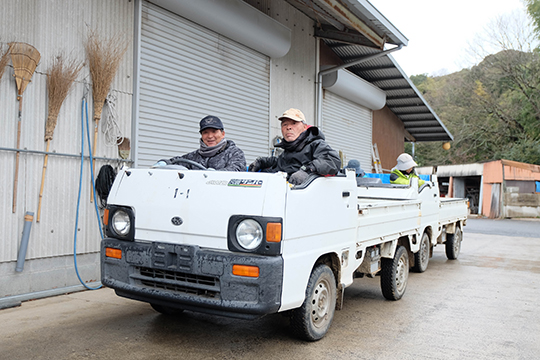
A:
[10, 42, 40, 213]
[84, 31, 127, 202]
[37, 54, 83, 222]
[0, 43, 10, 81]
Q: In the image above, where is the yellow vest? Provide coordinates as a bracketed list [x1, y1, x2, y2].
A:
[390, 169, 425, 186]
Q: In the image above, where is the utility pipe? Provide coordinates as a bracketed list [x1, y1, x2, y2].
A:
[315, 44, 403, 128]
[0, 147, 132, 163]
[15, 212, 34, 272]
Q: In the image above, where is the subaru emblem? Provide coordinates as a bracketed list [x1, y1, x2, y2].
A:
[171, 217, 183, 226]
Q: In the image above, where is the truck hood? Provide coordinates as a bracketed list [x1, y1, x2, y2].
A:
[107, 168, 288, 248]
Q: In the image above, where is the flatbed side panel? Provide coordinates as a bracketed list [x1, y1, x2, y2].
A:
[439, 198, 469, 225]
[355, 200, 421, 253]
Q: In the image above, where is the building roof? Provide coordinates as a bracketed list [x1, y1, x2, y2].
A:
[285, 0, 453, 142]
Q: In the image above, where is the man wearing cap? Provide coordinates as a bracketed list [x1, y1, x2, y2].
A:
[161, 115, 246, 171]
[248, 108, 341, 185]
[390, 153, 425, 186]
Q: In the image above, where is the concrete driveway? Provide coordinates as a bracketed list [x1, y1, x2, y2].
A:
[1, 218, 539, 360]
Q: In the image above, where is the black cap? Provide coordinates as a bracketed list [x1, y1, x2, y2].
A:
[199, 115, 224, 132]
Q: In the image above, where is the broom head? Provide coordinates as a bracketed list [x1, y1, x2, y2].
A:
[9, 42, 41, 96]
[0, 43, 10, 81]
[45, 54, 83, 141]
[85, 31, 128, 123]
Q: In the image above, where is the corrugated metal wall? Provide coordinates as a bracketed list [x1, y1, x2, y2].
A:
[322, 90, 372, 170]
[0, 0, 134, 263]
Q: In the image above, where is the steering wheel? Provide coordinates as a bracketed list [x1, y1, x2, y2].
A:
[153, 158, 207, 170]
[169, 158, 207, 170]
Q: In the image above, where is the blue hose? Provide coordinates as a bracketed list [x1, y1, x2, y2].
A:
[73, 92, 103, 290]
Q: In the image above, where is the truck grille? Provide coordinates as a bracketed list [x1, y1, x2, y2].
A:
[133, 267, 220, 298]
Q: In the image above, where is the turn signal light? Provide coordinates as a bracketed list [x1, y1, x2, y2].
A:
[105, 247, 122, 259]
[232, 264, 259, 278]
[103, 209, 109, 226]
[266, 222, 282, 243]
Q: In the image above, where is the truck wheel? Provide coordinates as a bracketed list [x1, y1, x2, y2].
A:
[150, 303, 184, 315]
[445, 226, 462, 260]
[412, 232, 430, 273]
[380, 245, 409, 301]
[290, 264, 336, 341]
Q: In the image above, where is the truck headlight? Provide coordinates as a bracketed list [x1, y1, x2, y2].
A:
[227, 215, 282, 255]
[104, 205, 135, 241]
[112, 210, 131, 236]
[236, 219, 263, 250]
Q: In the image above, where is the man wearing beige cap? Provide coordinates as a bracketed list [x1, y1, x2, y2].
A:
[248, 108, 341, 185]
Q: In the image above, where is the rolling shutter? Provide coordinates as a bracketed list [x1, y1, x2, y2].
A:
[322, 90, 372, 172]
[137, 2, 270, 167]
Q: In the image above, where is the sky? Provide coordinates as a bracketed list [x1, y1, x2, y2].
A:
[369, 0, 527, 77]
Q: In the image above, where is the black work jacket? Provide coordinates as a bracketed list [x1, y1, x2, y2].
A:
[263, 127, 341, 176]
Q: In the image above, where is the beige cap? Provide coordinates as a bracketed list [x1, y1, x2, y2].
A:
[278, 108, 306, 123]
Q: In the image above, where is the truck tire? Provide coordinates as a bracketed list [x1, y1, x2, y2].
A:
[150, 303, 184, 315]
[380, 245, 409, 301]
[412, 232, 430, 273]
[290, 264, 336, 341]
[445, 226, 462, 260]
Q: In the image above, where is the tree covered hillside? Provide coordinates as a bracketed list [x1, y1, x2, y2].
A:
[409, 2, 540, 166]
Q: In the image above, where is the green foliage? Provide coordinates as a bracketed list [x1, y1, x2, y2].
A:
[411, 49, 540, 166]
[526, 0, 540, 36]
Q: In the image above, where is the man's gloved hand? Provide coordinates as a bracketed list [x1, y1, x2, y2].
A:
[288, 169, 309, 185]
[248, 158, 262, 172]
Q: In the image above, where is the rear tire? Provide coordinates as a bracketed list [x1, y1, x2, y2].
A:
[445, 226, 462, 260]
[290, 264, 337, 341]
[412, 232, 430, 273]
[150, 303, 184, 315]
[380, 245, 409, 301]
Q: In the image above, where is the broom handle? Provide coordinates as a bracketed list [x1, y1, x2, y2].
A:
[12, 96, 22, 213]
[90, 118, 99, 203]
[37, 140, 50, 222]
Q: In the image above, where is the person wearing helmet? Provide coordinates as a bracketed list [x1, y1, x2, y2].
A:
[390, 153, 425, 186]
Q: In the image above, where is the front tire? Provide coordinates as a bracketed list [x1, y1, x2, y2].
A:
[290, 264, 337, 341]
[412, 232, 430, 273]
[380, 245, 409, 301]
[445, 226, 462, 260]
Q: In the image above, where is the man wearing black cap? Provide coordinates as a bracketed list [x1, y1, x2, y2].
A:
[162, 115, 246, 171]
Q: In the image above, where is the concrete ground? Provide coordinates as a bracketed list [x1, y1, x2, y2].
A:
[1, 218, 539, 360]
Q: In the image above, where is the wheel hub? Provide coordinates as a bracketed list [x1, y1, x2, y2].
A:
[311, 281, 330, 327]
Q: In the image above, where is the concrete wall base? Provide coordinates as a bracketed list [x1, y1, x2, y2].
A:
[0, 253, 100, 299]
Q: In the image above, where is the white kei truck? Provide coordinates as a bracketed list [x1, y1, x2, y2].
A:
[101, 160, 468, 341]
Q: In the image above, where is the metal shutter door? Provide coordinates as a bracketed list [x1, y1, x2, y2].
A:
[322, 91, 372, 172]
[137, 2, 270, 167]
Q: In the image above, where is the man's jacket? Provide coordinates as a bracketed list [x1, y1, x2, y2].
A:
[257, 126, 341, 176]
[390, 168, 425, 186]
[170, 140, 246, 171]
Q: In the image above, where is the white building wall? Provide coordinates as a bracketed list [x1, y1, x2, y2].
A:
[267, 1, 317, 151]
[0, 0, 133, 297]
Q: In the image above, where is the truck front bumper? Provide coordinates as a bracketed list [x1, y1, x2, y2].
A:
[101, 238, 283, 319]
